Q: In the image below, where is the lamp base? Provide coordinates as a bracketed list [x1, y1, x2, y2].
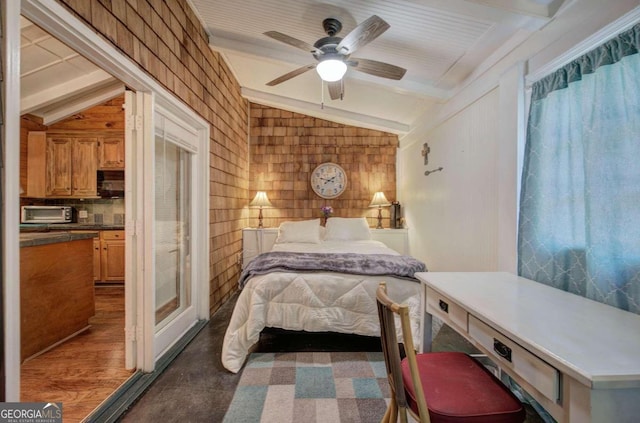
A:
[376, 207, 383, 229]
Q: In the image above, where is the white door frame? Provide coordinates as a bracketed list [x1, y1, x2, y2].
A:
[4, 0, 210, 397]
[151, 103, 208, 360]
[3, 0, 25, 402]
[124, 89, 152, 371]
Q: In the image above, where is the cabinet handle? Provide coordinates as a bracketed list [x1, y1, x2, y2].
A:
[438, 299, 449, 313]
[493, 339, 512, 362]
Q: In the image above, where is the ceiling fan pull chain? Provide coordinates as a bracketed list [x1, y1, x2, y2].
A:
[321, 80, 325, 109]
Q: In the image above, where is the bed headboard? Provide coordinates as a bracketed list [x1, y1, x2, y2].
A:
[241, 227, 409, 269]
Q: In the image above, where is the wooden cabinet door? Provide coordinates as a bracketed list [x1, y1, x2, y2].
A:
[45, 136, 73, 196]
[93, 237, 101, 282]
[71, 137, 98, 197]
[99, 136, 125, 169]
[100, 231, 125, 281]
[26, 132, 47, 197]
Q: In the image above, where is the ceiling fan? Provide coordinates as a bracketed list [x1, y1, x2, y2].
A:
[264, 15, 406, 101]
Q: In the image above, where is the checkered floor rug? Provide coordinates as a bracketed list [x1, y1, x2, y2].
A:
[223, 351, 391, 423]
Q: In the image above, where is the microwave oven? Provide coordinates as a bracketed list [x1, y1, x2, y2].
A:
[21, 206, 74, 224]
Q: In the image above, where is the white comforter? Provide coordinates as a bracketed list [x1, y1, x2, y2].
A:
[221, 240, 422, 373]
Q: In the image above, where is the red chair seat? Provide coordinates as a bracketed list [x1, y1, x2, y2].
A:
[401, 352, 525, 423]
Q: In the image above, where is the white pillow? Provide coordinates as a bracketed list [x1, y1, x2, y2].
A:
[275, 219, 321, 244]
[324, 217, 372, 241]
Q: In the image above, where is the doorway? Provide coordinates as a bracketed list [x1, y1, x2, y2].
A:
[18, 17, 133, 417]
[4, 0, 210, 408]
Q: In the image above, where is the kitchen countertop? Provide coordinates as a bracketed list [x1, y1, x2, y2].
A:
[20, 231, 99, 248]
[20, 223, 125, 232]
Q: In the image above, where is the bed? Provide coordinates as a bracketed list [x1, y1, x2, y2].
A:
[221, 217, 427, 373]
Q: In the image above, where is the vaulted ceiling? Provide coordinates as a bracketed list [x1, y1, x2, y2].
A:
[193, 0, 567, 133]
[20, 0, 568, 132]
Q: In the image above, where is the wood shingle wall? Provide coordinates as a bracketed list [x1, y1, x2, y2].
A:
[249, 104, 398, 228]
[57, 0, 249, 313]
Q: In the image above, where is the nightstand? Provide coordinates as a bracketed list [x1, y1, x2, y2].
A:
[370, 228, 409, 255]
[241, 228, 278, 269]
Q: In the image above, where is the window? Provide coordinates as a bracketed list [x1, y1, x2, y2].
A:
[518, 24, 640, 314]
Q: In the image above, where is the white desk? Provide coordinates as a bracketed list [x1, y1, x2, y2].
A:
[416, 272, 640, 423]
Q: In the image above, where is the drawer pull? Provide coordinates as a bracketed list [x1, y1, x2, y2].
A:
[439, 299, 449, 313]
[493, 339, 512, 362]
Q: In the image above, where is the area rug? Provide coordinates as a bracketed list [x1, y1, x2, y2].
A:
[223, 351, 391, 423]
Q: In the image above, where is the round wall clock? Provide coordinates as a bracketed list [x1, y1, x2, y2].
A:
[311, 162, 347, 199]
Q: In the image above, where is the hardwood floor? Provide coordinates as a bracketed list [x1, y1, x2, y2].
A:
[21, 285, 134, 423]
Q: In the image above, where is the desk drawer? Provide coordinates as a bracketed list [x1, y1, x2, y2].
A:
[468, 315, 559, 402]
[426, 287, 468, 332]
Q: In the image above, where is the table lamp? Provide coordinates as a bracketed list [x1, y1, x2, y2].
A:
[369, 192, 390, 229]
[249, 191, 273, 228]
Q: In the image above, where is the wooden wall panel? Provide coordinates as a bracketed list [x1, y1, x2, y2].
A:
[47, 97, 125, 131]
[56, 0, 249, 313]
[249, 104, 398, 228]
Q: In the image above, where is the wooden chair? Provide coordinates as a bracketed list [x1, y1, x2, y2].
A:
[376, 282, 526, 423]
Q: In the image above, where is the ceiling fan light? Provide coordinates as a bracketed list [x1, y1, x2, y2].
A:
[316, 59, 347, 82]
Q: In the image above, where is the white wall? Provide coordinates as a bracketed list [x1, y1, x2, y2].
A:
[400, 89, 502, 271]
[399, 0, 639, 272]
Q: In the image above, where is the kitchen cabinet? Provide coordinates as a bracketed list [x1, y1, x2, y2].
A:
[99, 230, 125, 282]
[92, 237, 101, 282]
[69, 230, 124, 283]
[20, 235, 95, 361]
[69, 136, 99, 197]
[45, 136, 72, 196]
[99, 136, 125, 169]
[26, 131, 99, 198]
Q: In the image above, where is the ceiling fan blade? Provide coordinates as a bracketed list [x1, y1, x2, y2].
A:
[264, 31, 322, 55]
[327, 80, 343, 100]
[266, 64, 317, 86]
[349, 58, 406, 80]
[336, 15, 389, 55]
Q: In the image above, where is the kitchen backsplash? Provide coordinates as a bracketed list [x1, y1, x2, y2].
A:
[37, 198, 125, 225]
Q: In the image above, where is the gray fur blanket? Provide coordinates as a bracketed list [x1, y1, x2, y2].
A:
[239, 251, 427, 288]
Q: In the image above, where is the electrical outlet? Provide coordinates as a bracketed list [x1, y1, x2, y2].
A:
[79, 210, 88, 218]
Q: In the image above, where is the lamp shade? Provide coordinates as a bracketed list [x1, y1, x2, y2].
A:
[250, 191, 273, 208]
[316, 59, 347, 82]
[369, 192, 390, 207]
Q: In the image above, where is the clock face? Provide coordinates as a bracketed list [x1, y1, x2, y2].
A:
[311, 163, 347, 199]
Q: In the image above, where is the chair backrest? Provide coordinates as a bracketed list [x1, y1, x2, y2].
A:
[376, 282, 431, 423]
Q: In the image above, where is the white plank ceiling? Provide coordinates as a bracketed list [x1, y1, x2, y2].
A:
[192, 0, 567, 133]
[20, 0, 567, 132]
